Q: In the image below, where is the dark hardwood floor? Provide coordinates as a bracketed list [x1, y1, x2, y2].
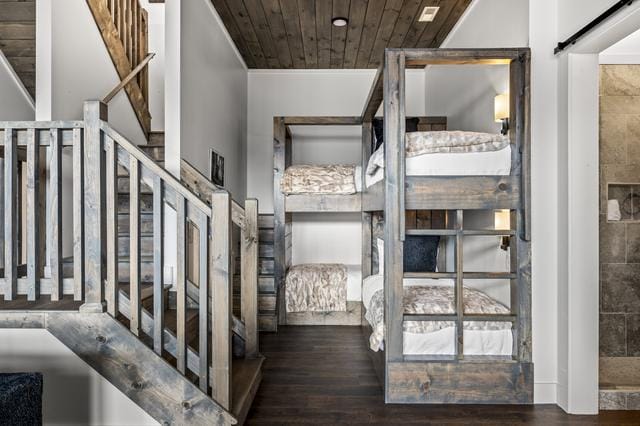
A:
[246, 325, 640, 425]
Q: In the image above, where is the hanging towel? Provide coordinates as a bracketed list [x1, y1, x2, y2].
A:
[608, 199, 622, 221]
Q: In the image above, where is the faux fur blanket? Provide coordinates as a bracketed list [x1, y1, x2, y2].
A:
[365, 285, 511, 352]
[281, 165, 357, 195]
[366, 131, 510, 175]
[286, 264, 347, 312]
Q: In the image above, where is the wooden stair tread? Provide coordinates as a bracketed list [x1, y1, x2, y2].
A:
[231, 356, 264, 424]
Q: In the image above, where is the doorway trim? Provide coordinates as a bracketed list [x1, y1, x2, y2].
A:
[561, 2, 640, 414]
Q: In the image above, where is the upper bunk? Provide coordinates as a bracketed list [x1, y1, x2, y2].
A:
[360, 48, 530, 239]
[274, 116, 364, 213]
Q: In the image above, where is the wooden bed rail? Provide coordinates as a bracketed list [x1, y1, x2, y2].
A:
[0, 101, 260, 413]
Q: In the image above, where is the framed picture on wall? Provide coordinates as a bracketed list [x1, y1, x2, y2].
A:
[210, 149, 224, 187]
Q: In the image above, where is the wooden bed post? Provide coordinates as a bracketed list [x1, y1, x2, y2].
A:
[510, 51, 532, 362]
[383, 49, 406, 373]
[273, 117, 291, 326]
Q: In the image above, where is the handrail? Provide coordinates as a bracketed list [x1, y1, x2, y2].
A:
[180, 158, 246, 228]
[100, 121, 212, 215]
[103, 52, 155, 103]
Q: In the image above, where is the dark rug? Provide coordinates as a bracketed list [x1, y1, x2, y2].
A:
[0, 373, 43, 426]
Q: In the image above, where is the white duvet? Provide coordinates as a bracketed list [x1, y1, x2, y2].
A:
[364, 145, 512, 188]
[362, 275, 513, 356]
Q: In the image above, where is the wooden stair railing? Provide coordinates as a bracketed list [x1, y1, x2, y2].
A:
[0, 101, 260, 418]
[0, 121, 85, 301]
[87, 0, 152, 138]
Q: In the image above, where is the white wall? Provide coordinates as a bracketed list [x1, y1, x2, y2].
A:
[48, 0, 146, 145]
[600, 27, 640, 64]
[0, 53, 34, 120]
[142, 0, 165, 132]
[165, 0, 247, 200]
[0, 329, 156, 426]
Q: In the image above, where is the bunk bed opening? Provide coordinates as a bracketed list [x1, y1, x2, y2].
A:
[273, 118, 366, 327]
[359, 48, 532, 404]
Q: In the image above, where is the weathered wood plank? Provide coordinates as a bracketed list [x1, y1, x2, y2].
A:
[25, 128, 38, 300]
[85, 0, 151, 136]
[455, 209, 464, 358]
[361, 66, 383, 122]
[211, 191, 233, 410]
[284, 194, 361, 212]
[72, 128, 84, 301]
[273, 117, 289, 328]
[355, 0, 385, 68]
[82, 102, 107, 312]
[343, 0, 367, 68]
[286, 301, 362, 326]
[367, 0, 403, 68]
[404, 176, 520, 210]
[297, 0, 317, 68]
[176, 194, 187, 374]
[197, 212, 209, 392]
[387, 361, 533, 404]
[315, 0, 332, 68]
[129, 157, 141, 334]
[153, 175, 164, 356]
[223, 0, 268, 68]
[49, 128, 63, 301]
[259, 0, 292, 68]
[3, 128, 17, 300]
[283, 116, 361, 126]
[278, 0, 305, 68]
[209, 0, 254, 67]
[362, 122, 373, 279]
[106, 137, 118, 316]
[330, 0, 349, 68]
[241, 199, 259, 358]
[243, 0, 280, 67]
[383, 49, 405, 363]
[46, 312, 235, 425]
[402, 48, 525, 66]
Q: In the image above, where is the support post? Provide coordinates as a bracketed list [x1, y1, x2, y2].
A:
[81, 101, 108, 312]
[242, 198, 259, 358]
[211, 191, 232, 410]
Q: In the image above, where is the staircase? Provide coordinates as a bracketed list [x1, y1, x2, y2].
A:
[257, 215, 277, 332]
[0, 103, 263, 425]
[0, 0, 35, 98]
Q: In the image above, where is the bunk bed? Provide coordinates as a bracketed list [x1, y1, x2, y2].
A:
[273, 47, 532, 404]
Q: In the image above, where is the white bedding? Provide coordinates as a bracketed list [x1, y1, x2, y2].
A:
[346, 264, 362, 301]
[365, 145, 512, 188]
[362, 275, 513, 356]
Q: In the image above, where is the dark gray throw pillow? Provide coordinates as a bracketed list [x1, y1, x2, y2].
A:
[372, 117, 420, 151]
[403, 235, 439, 273]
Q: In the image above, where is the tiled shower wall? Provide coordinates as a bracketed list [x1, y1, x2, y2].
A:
[599, 65, 640, 380]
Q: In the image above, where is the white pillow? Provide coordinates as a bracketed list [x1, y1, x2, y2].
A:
[376, 238, 384, 275]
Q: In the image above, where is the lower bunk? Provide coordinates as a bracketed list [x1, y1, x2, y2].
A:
[283, 263, 362, 326]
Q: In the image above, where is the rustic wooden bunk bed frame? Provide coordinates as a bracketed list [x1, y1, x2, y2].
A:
[274, 47, 532, 404]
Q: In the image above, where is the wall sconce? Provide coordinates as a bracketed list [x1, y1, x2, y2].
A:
[494, 93, 510, 136]
[494, 209, 511, 251]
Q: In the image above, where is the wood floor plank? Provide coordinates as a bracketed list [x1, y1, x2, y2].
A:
[246, 325, 640, 424]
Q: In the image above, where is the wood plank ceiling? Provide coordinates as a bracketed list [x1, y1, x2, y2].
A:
[211, 0, 472, 69]
[0, 0, 35, 98]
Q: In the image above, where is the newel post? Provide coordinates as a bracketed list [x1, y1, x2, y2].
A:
[80, 100, 108, 313]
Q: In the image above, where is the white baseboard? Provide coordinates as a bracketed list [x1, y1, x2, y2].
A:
[534, 381, 557, 404]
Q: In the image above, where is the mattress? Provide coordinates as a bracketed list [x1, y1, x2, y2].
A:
[362, 274, 513, 356]
[365, 145, 512, 188]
